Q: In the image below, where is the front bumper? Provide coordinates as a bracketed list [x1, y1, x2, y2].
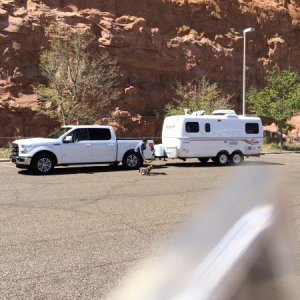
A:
[12, 156, 32, 167]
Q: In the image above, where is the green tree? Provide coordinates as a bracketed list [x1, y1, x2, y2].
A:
[248, 68, 300, 148]
[165, 77, 232, 116]
[36, 26, 121, 125]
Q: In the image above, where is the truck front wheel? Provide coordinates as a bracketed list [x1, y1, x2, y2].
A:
[31, 153, 55, 175]
[122, 152, 140, 170]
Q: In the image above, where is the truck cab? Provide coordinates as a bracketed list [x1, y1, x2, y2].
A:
[11, 125, 154, 174]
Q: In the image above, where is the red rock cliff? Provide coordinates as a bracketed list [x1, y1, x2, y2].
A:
[1, 0, 300, 139]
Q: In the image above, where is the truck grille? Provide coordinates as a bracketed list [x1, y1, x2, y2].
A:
[11, 143, 19, 162]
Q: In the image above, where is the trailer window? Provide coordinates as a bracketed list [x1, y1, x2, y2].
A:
[245, 123, 259, 134]
[89, 128, 111, 140]
[205, 123, 211, 132]
[185, 122, 199, 133]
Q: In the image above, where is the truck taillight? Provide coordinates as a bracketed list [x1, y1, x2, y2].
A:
[149, 142, 154, 152]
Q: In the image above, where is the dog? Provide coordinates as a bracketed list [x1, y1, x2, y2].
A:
[139, 164, 153, 175]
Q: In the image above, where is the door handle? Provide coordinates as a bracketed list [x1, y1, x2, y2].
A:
[108, 143, 115, 147]
[85, 144, 91, 147]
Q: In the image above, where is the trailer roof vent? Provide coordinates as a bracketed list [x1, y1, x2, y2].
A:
[184, 108, 190, 115]
[212, 109, 236, 115]
[191, 110, 205, 116]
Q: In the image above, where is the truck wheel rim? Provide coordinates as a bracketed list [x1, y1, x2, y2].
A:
[232, 154, 241, 164]
[127, 155, 138, 167]
[37, 158, 52, 173]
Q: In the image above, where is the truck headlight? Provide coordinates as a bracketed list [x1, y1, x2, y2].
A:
[19, 145, 34, 154]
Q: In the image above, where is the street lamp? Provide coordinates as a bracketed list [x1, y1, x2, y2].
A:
[242, 27, 255, 116]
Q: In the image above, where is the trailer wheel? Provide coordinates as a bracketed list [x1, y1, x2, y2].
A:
[122, 152, 140, 169]
[198, 157, 209, 164]
[230, 151, 244, 165]
[215, 152, 229, 166]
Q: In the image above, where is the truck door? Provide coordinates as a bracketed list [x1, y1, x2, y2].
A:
[89, 128, 117, 162]
[61, 128, 93, 163]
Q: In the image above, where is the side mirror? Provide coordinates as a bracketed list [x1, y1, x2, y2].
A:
[63, 135, 73, 143]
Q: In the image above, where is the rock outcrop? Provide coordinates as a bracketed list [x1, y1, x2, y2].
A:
[1, 0, 300, 139]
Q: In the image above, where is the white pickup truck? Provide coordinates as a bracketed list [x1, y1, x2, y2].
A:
[11, 125, 154, 174]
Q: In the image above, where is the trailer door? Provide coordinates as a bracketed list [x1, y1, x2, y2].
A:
[182, 121, 200, 157]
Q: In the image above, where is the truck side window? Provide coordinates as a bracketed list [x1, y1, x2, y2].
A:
[89, 128, 111, 140]
[205, 123, 211, 132]
[73, 128, 89, 142]
[245, 123, 259, 134]
[185, 122, 199, 133]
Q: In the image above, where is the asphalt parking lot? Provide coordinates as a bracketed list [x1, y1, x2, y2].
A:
[1, 153, 299, 299]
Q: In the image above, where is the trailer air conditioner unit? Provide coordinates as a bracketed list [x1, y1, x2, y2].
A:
[212, 109, 236, 115]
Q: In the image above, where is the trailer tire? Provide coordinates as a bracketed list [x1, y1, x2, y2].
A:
[230, 151, 244, 165]
[198, 157, 209, 164]
[215, 152, 229, 166]
[31, 153, 55, 175]
[122, 151, 140, 170]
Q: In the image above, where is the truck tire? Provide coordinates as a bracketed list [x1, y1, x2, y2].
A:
[31, 153, 55, 175]
[122, 152, 140, 169]
[230, 151, 244, 165]
[214, 152, 229, 166]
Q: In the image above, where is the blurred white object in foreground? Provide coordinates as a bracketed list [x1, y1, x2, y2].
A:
[108, 167, 298, 300]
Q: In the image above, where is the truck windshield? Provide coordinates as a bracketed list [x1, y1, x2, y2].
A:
[48, 127, 72, 139]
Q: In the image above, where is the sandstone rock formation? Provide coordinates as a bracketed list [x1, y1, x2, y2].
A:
[1, 0, 300, 140]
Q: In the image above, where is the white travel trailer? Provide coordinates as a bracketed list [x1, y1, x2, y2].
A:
[155, 110, 263, 165]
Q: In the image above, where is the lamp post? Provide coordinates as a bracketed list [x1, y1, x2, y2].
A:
[242, 27, 255, 116]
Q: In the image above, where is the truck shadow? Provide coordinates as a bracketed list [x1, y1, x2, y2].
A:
[18, 164, 168, 176]
[17, 161, 282, 175]
[18, 165, 127, 176]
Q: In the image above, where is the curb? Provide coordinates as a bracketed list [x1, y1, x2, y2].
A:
[261, 151, 300, 155]
[0, 158, 10, 162]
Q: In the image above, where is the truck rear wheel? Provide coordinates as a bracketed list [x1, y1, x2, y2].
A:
[31, 153, 55, 175]
[122, 152, 140, 170]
